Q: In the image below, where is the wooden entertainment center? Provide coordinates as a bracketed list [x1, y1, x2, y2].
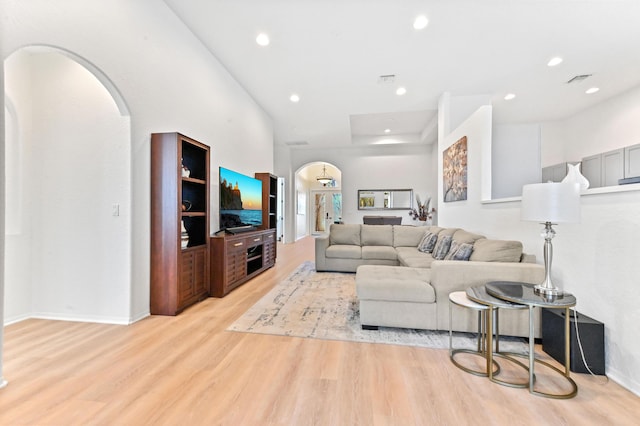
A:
[210, 172, 278, 297]
[210, 228, 276, 297]
[150, 132, 278, 308]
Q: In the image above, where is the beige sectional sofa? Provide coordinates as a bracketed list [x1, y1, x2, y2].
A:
[314, 224, 545, 337]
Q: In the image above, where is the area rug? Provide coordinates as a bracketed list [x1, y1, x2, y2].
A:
[227, 261, 528, 352]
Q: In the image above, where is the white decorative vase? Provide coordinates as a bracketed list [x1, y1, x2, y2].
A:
[181, 220, 189, 248]
[562, 163, 589, 190]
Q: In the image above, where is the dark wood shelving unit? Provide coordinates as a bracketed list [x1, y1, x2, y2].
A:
[255, 172, 278, 241]
[150, 132, 210, 315]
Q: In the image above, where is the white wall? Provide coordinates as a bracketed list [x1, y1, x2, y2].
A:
[492, 123, 541, 198]
[439, 104, 640, 395]
[279, 143, 437, 242]
[5, 51, 131, 323]
[2, 0, 273, 322]
[541, 84, 640, 167]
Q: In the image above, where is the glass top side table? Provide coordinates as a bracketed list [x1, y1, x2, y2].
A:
[486, 281, 578, 399]
[465, 286, 530, 388]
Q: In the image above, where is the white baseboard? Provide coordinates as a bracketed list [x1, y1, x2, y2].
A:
[607, 368, 640, 397]
[30, 312, 132, 325]
[128, 311, 150, 324]
[4, 313, 32, 326]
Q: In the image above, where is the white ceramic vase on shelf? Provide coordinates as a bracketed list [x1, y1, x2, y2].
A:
[181, 220, 189, 248]
[562, 163, 589, 190]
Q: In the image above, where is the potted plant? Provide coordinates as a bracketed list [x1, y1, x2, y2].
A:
[408, 195, 436, 224]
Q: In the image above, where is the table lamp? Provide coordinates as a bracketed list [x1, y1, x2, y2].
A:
[521, 182, 581, 295]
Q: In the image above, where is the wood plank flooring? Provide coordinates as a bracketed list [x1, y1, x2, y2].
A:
[1, 236, 639, 425]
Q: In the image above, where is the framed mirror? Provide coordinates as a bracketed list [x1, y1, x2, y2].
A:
[357, 189, 413, 210]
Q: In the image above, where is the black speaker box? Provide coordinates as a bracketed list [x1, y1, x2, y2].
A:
[542, 308, 605, 375]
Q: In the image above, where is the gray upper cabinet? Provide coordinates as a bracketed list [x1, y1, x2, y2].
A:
[602, 148, 625, 187]
[581, 148, 626, 188]
[541, 162, 577, 183]
[581, 154, 602, 188]
[625, 143, 640, 178]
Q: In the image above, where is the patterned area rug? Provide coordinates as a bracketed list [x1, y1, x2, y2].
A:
[228, 261, 527, 351]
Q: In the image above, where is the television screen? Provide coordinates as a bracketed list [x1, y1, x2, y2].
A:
[219, 167, 263, 229]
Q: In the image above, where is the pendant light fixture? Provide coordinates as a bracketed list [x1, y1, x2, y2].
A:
[316, 164, 333, 185]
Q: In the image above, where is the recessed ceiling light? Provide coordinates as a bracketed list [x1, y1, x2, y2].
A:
[547, 57, 563, 67]
[504, 93, 516, 100]
[290, 93, 300, 103]
[413, 15, 429, 30]
[586, 87, 600, 94]
[396, 87, 407, 96]
[256, 33, 270, 46]
[384, 128, 391, 133]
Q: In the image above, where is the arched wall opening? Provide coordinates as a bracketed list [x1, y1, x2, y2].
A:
[4, 45, 132, 324]
[294, 162, 342, 239]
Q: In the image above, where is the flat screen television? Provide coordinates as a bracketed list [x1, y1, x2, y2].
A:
[219, 167, 263, 231]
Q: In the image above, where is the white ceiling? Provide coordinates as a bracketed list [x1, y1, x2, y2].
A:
[164, 0, 640, 149]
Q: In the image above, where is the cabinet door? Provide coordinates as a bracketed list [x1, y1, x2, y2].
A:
[581, 154, 602, 188]
[179, 251, 196, 304]
[602, 148, 624, 186]
[226, 240, 247, 284]
[192, 248, 208, 296]
[625, 143, 640, 178]
[263, 241, 275, 267]
[551, 163, 568, 182]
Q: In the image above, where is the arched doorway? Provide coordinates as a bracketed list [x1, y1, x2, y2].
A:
[294, 162, 342, 239]
[4, 46, 132, 324]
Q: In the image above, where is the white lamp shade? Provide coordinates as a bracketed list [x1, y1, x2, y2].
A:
[521, 182, 581, 223]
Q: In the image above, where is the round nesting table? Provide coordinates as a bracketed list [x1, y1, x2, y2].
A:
[485, 281, 578, 399]
[465, 286, 531, 388]
[448, 291, 499, 376]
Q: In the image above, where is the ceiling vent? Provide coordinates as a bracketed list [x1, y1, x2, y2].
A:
[285, 141, 309, 146]
[378, 74, 396, 84]
[566, 74, 592, 84]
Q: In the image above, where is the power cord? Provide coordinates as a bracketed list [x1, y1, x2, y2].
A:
[572, 308, 609, 384]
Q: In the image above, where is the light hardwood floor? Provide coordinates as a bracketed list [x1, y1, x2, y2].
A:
[1, 236, 639, 425]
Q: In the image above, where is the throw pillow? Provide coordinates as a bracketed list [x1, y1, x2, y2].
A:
[444, 242, 474, 261]
[432, 235, 453, 260]
[417, 232, 438, 253]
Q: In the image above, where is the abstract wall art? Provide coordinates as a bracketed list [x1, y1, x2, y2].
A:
[443, 136, 468, 202]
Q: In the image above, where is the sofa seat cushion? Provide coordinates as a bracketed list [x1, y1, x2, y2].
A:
[396, 247, 437, 268]
[356, 265, 434, 303]
[362, 245, 397, 261]
[326, 244, 362, 259]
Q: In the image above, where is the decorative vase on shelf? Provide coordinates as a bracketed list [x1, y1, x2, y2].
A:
[562, 163, 589, 190]
[181, 220, 189, 249]
[181, 158, 191, 178]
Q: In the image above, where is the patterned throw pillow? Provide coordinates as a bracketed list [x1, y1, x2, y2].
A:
[417, 232, 438, 253]
[444, 241, 474, 261]
[432, 235, 453, 260]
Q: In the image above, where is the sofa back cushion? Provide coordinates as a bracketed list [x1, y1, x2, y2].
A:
[361, 224, 393, 246]
[452, 229, 485, 245]
[329, 224, 361, 246]
[470, 239, 523, 262]
[393, 225, 429, 247]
